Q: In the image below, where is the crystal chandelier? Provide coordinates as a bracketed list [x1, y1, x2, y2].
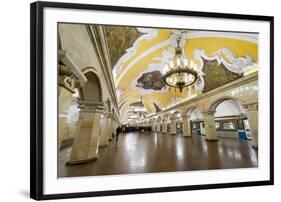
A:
[163, 33, 198, 92]
[128, 97, 147, 121]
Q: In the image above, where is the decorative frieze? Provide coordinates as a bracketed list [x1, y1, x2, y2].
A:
[243, 102, 258, 112]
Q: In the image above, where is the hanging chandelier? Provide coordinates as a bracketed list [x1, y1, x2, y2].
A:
[127, 97, 147, 121]
[163, 33, 198, 92]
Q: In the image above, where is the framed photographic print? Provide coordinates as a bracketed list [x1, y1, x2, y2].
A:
[30, 1, 274, 200]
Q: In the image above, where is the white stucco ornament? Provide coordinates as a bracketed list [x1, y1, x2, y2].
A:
[112, 28, 158, 78]
[214, 47, 256, 75]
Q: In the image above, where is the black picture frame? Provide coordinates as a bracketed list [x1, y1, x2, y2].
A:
[30, 1, 274, 200]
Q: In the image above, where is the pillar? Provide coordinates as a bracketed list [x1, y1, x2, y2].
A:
[112, 120, 117, 137]
[66, 101, 104, 165]
[58, 87, 73, 148]
[99, 112, 112, 147]
[162, 121, 167, 133]
[170, 117, 177, 135]
[152, 121, 156, 132]
[182, 115, 192, 137]
[203, 111, 218, 141]
[156, 122, 161, 132]
[244, 103, 258, 149]
[108, 118, 114, 141]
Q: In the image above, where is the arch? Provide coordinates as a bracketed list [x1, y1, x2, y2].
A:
[206, 97, 250, 141]
[171, 110, 182, 119]
[157, 116, 162, 122]
[189, 107, 204, 121]
[162, 114, 170, 122]
[213, 99, 245, 118]
[184, 105, 200, 116]
[79, 67, 102, 102]
[208, 96, 246, 112]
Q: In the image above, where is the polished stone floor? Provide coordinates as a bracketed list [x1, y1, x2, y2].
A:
[58, 132, 258, 177]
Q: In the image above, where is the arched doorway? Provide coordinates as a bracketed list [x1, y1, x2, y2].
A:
[209, 98, 250, 140]
[78, 71, 102, 102]
[188, 108, 204, 136]
[67, 69, 104, 165]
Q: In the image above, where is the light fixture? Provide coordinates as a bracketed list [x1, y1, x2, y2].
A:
[127, 97, 147, 121]
[163, 32, 198, 92]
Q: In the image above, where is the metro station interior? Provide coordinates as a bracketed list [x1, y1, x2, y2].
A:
[58, 23, 258, 177]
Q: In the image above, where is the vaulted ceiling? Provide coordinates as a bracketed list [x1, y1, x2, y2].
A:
[103, 26, 258, 123]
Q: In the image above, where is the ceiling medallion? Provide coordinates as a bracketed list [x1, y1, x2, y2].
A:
[163, 31, 198, 92]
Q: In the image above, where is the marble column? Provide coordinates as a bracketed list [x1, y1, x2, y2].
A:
[112, 120, 117, 137]
[182, 115, 192, 137]
[66, 101, 104, 165]
[203, 111, 218, 141]
[108, 118, 114, 141]
[152, 122, 156, 132]
[99, 112, 112, 147]
[156, 122, 161, 133]
[244, 103, 258, 149]
[170, 118, 177, 135]
[58, 88, 73, 148]
[162, 121, 167, 133]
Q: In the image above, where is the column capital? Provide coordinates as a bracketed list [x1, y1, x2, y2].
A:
[170, 117, 176, 121]
[182, 114, 191, 119]
[103, 112, 112, 118]
[243, 102, 258, 112]
[77, 100, 105, 113]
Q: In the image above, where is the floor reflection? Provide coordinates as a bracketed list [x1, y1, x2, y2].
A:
[59, 132, 258, 177]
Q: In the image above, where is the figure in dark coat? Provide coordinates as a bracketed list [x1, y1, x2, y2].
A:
[116, 126, 121, 141]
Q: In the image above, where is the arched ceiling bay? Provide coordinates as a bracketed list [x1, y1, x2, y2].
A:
[104, 26, 258, 123]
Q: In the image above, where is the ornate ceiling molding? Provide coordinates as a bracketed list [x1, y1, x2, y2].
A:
[194, 47, 257, 92]
[112, 28, 158, 78]
[115, 30, 258, 87]
[184, 31, 258, 44]
[115, 39, 170, 86]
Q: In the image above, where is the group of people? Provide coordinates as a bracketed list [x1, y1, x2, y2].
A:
[114, 125, 151, 141]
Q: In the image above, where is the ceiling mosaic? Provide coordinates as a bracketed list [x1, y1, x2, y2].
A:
[103, 26, 259, 123]
[104, 26, 144, 67]
[202, 59, 242, 92]
[136, 70, 165, 90]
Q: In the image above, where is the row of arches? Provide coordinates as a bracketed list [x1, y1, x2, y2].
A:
[138, 97, 258, 149]
[149, 98, 244, 127]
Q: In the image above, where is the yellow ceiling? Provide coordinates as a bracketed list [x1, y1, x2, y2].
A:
[110, 28, 258, 122]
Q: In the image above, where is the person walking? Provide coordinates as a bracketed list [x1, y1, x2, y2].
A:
[116, 126, 121, 141]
